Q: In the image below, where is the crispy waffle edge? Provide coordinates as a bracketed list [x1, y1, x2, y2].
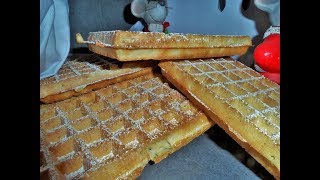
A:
[158, 59, 280, 179]
[40, 74, 214, 179]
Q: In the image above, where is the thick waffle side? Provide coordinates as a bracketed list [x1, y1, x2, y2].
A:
[88, 44, 250, 61]
[87, 30, 251, 61]
[88, 30, 252, 49]
[159, 58, 280, 179]
[40, 54, 153, 103]
[40, 73, 213, 179]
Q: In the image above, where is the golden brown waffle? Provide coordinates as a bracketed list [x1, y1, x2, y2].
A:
[40, 73, 214, 179]
[77, 30, 251, 61]
[159, 58, 280, 179]
[40, 54, 153, 103]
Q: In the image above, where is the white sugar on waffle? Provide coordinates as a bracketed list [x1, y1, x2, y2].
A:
[40, 74, 212, 179]
[40, 54, 121, 86]
[88, 30, 251, 49]
[174, 59, 280, 143]
[40, 54, 153, 103]
[158, 58, 280, 179]
[82, 30, 251, 61]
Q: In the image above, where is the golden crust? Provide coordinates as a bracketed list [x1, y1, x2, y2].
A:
[85, 30, 251, 61]
[84, 113, 213, 179]
[41, 68, 152, 104]
[159, 58, 280, 179]
[40, 73, 214, 179]
[89, 44, 249, 61]
[88, 30, 252, 49]
[40, 54, 153, 103]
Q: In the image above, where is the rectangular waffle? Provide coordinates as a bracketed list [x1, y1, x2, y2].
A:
[40, 54, 154, 103]
[159, 58, 280, 179]
[40, 73, 214, 179]
[77, 30, 251, 61]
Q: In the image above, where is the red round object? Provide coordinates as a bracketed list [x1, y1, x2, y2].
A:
[264, 34, 280, 43]
[253, 38, 280, 73]
[261, 72, 280, 84]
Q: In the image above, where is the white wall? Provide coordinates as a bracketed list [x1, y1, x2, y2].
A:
[166, 0, 258, 38]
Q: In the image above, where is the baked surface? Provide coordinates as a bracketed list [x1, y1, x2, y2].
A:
[40, 73, 214, 179]
[85, 30, 251, 61]
[159, 58, 280, 179]
[40, 54, 153, 103]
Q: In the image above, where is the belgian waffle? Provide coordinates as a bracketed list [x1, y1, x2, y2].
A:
[40, 54, 154, 103]
[40, 73, 214, 179]
[159, 58, 280, 179]
[76, 30, 251, 61]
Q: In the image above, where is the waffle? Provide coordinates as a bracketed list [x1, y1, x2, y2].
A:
[159, 58, 280, 179]
[76, 30, 251, 61]
[40, 54, 154, 103]
[40, 73, 214, 179]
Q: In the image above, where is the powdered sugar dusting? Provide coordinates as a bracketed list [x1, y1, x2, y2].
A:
[40, 73, 206, 179]
[40, 54, 145, 96]
[66, 166, 85, 180]
[86, 30, 251, 49]
[172, 58, 280, 145]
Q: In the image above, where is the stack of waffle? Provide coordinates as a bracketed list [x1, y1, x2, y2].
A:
[41, 30, 280, 179]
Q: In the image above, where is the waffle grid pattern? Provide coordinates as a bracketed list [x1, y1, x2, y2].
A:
[40, 54, 122, 86]
[173, 58, 280, 144]
[40, 75, 202, 179]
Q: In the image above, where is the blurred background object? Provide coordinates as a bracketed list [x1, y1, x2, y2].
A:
[254, 0, 280, 26]
[252, 0, 280, 84]
[40, 0, 70, 79]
